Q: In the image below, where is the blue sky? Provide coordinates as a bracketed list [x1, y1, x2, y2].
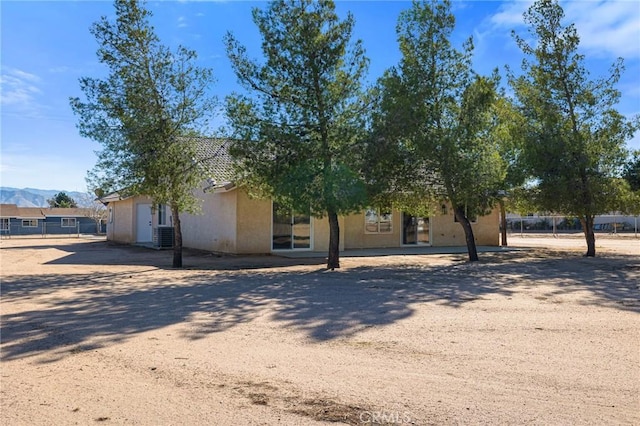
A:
[1, 0, 639, 191]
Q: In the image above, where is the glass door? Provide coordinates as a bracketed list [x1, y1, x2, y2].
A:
[272, 203, 311, 250]
[402, 213, 429, 245]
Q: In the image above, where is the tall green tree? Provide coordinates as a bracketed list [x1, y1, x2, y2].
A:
[370, 0, 505, 261]
[623, 151, 640, 192]
[509, 0, 638, 256]
[225, 0, 370, 269]
[47, 192, 78, 208]
[70, 0, 216, 267]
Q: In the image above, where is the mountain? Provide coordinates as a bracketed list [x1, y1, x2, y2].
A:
[0, 187, 91, 207]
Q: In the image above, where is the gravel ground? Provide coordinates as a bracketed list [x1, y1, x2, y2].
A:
[1, 235, 638, 425]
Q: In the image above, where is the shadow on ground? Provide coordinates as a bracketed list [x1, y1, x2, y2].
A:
[1, 242, 638, 363]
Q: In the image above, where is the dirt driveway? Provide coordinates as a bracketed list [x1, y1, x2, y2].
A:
[1, 236, 638, 425]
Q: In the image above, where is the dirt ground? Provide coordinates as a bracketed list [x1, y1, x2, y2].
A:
[1, 234, 638, 425]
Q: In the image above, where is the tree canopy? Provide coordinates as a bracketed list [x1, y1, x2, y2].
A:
[509, 0, 639, 256]
[225, 0, 370, 269]
[47, 192, 78, 208]
[368, 0, 506, 261]
[70, 0, 216, 267]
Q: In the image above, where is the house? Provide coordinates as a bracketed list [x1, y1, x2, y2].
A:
[100, 138, 499, 253]
[0, 204, 103, 236]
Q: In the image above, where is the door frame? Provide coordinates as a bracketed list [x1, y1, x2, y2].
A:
[135, 203, 153, 243]
[400, 212, 431, 246]
[270, 201, 313, 252]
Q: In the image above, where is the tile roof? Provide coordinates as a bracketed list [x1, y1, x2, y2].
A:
[188, 137, 237, 187]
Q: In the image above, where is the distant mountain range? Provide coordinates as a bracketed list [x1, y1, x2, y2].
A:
[0, 187, 91, 207]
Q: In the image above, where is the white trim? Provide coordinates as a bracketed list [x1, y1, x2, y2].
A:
[61, 217, 77, 227]
[22, 219, 38, 227]
[400, 213, 432, 247]
[364, 208, 393, 234]
[270, 201, 313, 252]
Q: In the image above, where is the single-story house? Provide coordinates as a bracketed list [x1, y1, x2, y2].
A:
[100, 138, 499, 253]
[0, 204, 104, 236]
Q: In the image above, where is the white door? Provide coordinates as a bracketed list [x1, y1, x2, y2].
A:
[136, 204, 153, 242]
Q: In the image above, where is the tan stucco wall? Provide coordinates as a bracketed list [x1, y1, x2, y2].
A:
[235, 190, 272, 254]
[430, 206, 499, 247]
[107, 196, 153, 244]
[343, 211, 402, 249]
[312, 215, 345, 252]
[342, 207, 499, 249]
[180, 190, 238, 253]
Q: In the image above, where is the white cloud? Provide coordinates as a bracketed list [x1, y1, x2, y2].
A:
[178, 16, 188, 28]
[564, 1, 640, 59]
[490, 1, 533, 27]
[489, 1, 640, 59]
[0, 68, 42, 110]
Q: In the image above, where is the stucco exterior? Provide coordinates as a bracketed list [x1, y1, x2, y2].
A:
[429, 205, 500, 247]
[181, 190, 238, 252]
[104, 188, 499, 254]
[106, 196, 153, 244]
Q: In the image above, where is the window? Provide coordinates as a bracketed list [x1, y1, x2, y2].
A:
[108, 207, 113, 223]
[158, 204, 167, 226]
[365, 208, 393, 234]
[1, 218, 9, 230]
[22, 219, 37, 227]
[62, 218, 77, 227]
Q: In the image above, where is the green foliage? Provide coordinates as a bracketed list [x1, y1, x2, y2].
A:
[70, 0, 216, 213]
[508, 0, 639, 255]
[368, 0, 506, 260]
[70, 0, 217, 267]
[509, 0, 637, 218]
[623, 150, 640, 192]
[47, 192, 78, 208]
[225, 0, 371, 268]
[225, 0, 370, 216]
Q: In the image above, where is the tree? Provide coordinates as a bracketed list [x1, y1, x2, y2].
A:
[623, 150, 640, 192]
[369, 0, 505, 261]
[225, 0, 370, 269]
[70, 0, 216, 267]
[79, 192, 108, 233]
[47, 192, 78, 208]
[509, 0, 639, 256]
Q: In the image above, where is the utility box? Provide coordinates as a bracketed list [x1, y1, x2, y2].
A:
[153, 226, 174, 248]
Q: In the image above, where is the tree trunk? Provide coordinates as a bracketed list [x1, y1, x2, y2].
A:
[499, 199, 507, 247]
[171, 204, 183, 268]
[579, 215, 596, 257]
[327, 211, 340, 270]
[454, 205, 479, 262]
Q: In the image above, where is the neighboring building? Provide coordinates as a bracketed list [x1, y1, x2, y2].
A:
[100, 138, 500, 253]
[0, 204, 103, 236]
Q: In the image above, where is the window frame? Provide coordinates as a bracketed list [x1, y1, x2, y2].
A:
[158, 204, 167, 226]
[22, 219, 38, 228]
[364, 208, 393, 234]
[61, 217, 77, 228]
[1, 218, 9, 230]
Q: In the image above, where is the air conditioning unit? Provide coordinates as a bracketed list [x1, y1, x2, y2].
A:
[153, 226, 174, 248]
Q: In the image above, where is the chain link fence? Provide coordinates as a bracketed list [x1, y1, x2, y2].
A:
[506, 214, 639, 237]
[0, 221, 105, 238]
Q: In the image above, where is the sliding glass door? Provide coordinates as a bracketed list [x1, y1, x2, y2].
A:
[272, 203, 311, 250]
